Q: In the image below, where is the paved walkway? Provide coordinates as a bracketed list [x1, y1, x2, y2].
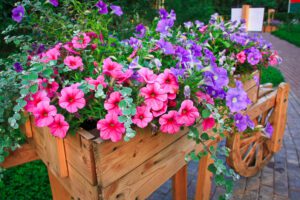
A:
[148, 33, 300, 200]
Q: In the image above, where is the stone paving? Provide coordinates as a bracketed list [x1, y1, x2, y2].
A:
[148, 33, 300, 200]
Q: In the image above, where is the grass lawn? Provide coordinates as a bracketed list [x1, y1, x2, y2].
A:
[272, 24, 300, 47]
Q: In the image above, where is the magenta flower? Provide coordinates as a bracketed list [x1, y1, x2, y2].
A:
[196, 91, 214, 105]
[63, 42, 80, 55]
[226, 81, 251, 112]
[110, 5, 123, 16]
[157, 69, 179, 94]
[152, 102, 168, 117]
[33, 101, 57, 127]
[104, 92, 122, 115]
[132, 106, 153, 128]
[12, 5, 25, 23]
[64, 56, 84, 71]
[137, 67, 157, 84]
[236, 51, 246, 64]
[95, 1, 108, 14]
[135, 24, 146, 38]
[159, 111, 182, 134]
[72, 33, 91, 49]
[202, 117, 215, 131]
[85, 75, 107, 90]
[177, 100, 199, 126]
[38, 78, 59, 98]
[140, 83, 168, 111]
[59, 84, 86, 113]
[25, 91, 50, 113]
[42, 47, 60, 63]
[49, 0, 59, 7]
[97, 113, 125, 142]
[102, 57, 123, 77]
[49, 114, 69, 138]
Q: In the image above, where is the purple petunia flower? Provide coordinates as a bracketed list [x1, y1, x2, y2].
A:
[234, 113, 248, 132]
[12, 5, 25, 23]
[234, 113, 254, 132]
[135, 24, 146, 38]
[195, 20, 204, 28]
[170, 67, 185, 77]
[204, 86, 226, 99]
[184, 21, 193, 29]
[156, 19, 174, 35]
[159, 8, 168, 19]
[129, 56, 139, 69]
[247, 52, 262, 65]
[110, 5, 123, 16]
[264, 122, 274, 138]
[204, 67, 229, 89]
[226, 81, 251, 112]
[13, 62, 23, 72]
[49, 0, 59, 7]
[157, 39, 175, 55]
[95, 1, 108, 14]
[128, 37, 141, 50]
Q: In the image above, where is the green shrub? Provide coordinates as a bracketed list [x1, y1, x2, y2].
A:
[261, 66, 285, 87]
[272, 24, 300, 47]
[0, 161, 52, 200]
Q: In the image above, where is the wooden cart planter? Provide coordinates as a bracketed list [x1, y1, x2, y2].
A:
[2, 73, 290, 200]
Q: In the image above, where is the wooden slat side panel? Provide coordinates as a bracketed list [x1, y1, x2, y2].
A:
[64, 132, 98, 186]
[243, 70, 260, 91]
[1, 143, 39, 168]
[247, 85, 259, 104]
[271, 83, 290, 152]
[101, 129, 218, 200]
[244, 90, 277, 120]
[95, 126, 186, 187]
[48, 169, 72, 200]
[56, 138, 69, 177]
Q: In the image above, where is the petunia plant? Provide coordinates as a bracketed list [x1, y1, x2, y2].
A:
[1, 1, 281, 198]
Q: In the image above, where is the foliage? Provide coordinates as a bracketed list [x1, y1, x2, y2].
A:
[261, 66, 285, 87]
[0, 160, 52, 200]
[272, 24, 300, 48]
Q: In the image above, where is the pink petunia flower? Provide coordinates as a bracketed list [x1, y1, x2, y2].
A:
[137, 67, 157, 84]
[49, 114, 69, 138]
[152, 101, 168, 117]
[64, 56, 84, 71]
[85, 75, 107, 90]
[32, 101, 57, 127]
[157, 69, 179, 94]
[196, 91, 214, 105]
[63, 42, 80, 55]
[72, 33, 91, 49]
[177, 100, 200, 126]
[42, 47, 60, 63]
[59, 84, 86, 113]
[140, 83, 168, 111]
[236, 51, 246, 64]
[115, 69, 133, 84]
[132, 106, 153, 128]
[202, 117, 215, 131]
[104, 92, 122, 115]
[24, 90, 50, 112]
[159, 111, 182, 134]
[199, 25, 208, 34]
[102, 57, 123, 77]
[97, 113, 125, 142]
[38, 78, 59, 97]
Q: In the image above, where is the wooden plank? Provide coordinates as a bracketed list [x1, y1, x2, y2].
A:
[56, 138, 69, 178]
[101, 129, 218, 200]
[1, 143, 39, 168]
[20, 112, 33, 138]
[271, 83, 290, 152]
[95, 126, 187, 187]
[244, 89, 277, 120]
[64, 132, 97, 185]
[259, 87, 274, 98]
[172, 165, 188, 200]
[48, 169, 72, 200]
[195, 150, 214, 200]
[247, 85, 259, 104]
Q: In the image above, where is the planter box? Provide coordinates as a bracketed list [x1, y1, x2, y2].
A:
[26, 117, 218, 200]
[263, 25, 278, 33]
[236, 70, 260, 104]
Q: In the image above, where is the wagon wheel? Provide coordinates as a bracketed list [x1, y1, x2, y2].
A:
[226, 108, 275, 177]
[226, 83, 290, 177]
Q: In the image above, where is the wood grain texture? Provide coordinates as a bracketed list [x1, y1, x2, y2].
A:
[1, 143, 39, 168]
[172, 165, 188, 200]
[48, 169, 72, 200]
[195, 150, 214, 200]
[56, 138, 69, 178]
[95, 126, 187, 187]
[271, 83, 290, 152]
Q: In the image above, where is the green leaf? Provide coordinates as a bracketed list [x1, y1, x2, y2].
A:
[201, 109, 211, 119]
[20, 88, 29, 96]
[122, 108, 132, 116]
[208, 163, 217, 174]
[42, 68, 53, 78]
[29, 84, 38, 94]
[201, 132, 209, 141]
[118, 116, 127, 123]
[118, 100, 127, 108]
[23, 72, 38, 81]
[120, 87, 132, 96]
[31, 63, 44, 72]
